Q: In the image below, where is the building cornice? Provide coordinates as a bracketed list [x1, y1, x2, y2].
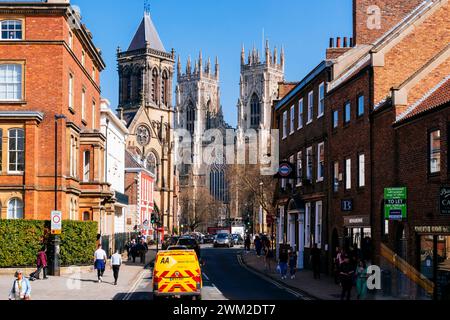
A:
[0, 111, 44, 123]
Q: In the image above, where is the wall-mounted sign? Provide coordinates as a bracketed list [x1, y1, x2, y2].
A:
[344, 215, 370, 227]
[384, 187, 407, 220]
[440, 187, 450, 215]
[341, 199, 353, 212]
[414, 226, 450, 234]
[277, 162, 295, 179]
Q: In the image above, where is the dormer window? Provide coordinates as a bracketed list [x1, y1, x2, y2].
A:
[1, 20, 22, 40]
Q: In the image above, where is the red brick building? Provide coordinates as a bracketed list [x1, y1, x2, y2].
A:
[0, 1, 112, 227]
[274, 61, 332, 271]
[326, 0, 449, 268]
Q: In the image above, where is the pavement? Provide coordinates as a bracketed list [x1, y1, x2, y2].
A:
[0, 250, 156, 301]
[240, 250, 357, 300]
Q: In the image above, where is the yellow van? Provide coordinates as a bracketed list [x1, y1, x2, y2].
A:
[153, 249, 202, 300]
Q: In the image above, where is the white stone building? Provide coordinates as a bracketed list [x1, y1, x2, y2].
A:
[101, 99, 129, 237]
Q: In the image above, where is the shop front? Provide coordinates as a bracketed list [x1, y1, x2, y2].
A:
[415, 226, 450, 300]
[343, 215, 372, 260]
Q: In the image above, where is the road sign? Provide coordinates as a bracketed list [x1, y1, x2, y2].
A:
[278, 162, 293, 178]
[384, 187, 407, 220]
[51, 211, 62, 235]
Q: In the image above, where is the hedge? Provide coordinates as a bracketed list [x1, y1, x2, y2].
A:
[0, 220, 98, 268]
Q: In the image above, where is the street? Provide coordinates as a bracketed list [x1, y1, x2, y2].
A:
[0, 246, 301, 301]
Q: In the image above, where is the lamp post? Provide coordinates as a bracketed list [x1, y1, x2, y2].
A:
[49, 114, 66, 277]
[259, 181, 264, 235]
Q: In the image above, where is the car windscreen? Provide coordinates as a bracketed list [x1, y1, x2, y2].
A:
[178, 239, 196, 246]
[217, 234, 228, 239]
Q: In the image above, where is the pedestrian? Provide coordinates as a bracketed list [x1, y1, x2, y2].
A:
[340, 256, 354, 301]
[130, 239, 137, 263]
[264, 243, 274, 272]
[124, 240, 131, 261]
[137, 239, 148, 264]
[310, 243, 321, 279]
[244, 235, 251, 252]
[254, 236, 262, 257]
[356, 260, 368, 300]
[289, 250, 298, 280]
[279, 247, 289, 280]
[9, 270, 31, 300]
[110, 250, 122, 286]
[35, 247, 48, 280]
[334, 248, 345, 284]
[94, 244, 107, 283]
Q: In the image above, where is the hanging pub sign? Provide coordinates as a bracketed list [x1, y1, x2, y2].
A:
[275, 161, 295, 179]
[439, 187, 450, 215]
[384, 187, 407, 220]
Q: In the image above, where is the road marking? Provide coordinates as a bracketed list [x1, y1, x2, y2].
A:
[123, 269, 147, 301]
[202, 273, 210, 281]
[236, 254, 313, 300]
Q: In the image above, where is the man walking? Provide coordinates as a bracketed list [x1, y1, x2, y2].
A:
[244, 235, 251, 252]
[311, 243, 322, 279]
[94, 244, 107, 283]
[110, 250, 122, 286]
[340, 256, 354, 301]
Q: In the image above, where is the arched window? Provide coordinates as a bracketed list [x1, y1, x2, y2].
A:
[186, 102, 196, 136]
[7, 198, 23, 219]
[8, 128, 24, 172]
[151, 68, 159, 103]
[1, 20, 22, 40]
[206, 111, 211, 130]
[161, 70, 169, 106]
[250, 93, 261, 129]
[135, 72, 142, 102]
[146, 152, 158, 178]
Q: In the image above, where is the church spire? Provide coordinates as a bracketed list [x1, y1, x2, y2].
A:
[198, 50, 203, 73]
[273, 46, 278, 65]
[177, 55, 182, 78]
[241, 44, 245, 65]
[265, 39, 270, 65]
[280, 45, 285, 69]
[215, 56, 219, 79]
[206, 57, 211, 75]
[186, 55, 191, 75]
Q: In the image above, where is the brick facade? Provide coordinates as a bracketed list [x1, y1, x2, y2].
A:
[0, 2, 111, 228]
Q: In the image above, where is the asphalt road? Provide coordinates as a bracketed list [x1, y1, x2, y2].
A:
[121, 246, 300, 300]
[201, 247, 299, 300]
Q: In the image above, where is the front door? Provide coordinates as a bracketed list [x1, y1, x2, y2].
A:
[298, 213, 305, 270]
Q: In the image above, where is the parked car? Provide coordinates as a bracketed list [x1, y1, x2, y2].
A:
[203, 234, 215, 244]
[213, 233, 234, 248]
[162, 236, 180, 250]
[231, 234, 244, 245]
[177, 237, 201, 258]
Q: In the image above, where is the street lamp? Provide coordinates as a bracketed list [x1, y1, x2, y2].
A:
[49, 114, 67, 277]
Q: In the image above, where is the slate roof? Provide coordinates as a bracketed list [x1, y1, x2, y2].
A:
[127, 12, 166, 52]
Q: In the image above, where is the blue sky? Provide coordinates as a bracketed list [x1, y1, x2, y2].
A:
[72, 0, 353, 127]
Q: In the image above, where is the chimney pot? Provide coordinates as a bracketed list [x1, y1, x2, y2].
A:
[350, 37, 354, 47]
[336, 37, 341, 48]
[329, 38, 334, 48]
[343, 37, 348, 48]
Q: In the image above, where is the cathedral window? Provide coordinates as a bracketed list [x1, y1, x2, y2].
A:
[186, 103, 196, 136]
[161, 70, 169, 105]
[146, 152, 158, 179]
[151, 68, 159, 103]
[250, 93, 261, 129]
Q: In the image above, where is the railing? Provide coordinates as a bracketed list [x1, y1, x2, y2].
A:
[380, 243, 434, 295]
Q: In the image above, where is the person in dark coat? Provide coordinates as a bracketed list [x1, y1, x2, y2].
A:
[244, 235, 251, 252]
[137, 239, 148, 264]
[279, 248, 289, 280]
[310, 243, 322, 279]
[35, 247, 48, 280]
[340, 256, 355, 300]
[254, 236, 262, 257]
[130, 239, 137, 263]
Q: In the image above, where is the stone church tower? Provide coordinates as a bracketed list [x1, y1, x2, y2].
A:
[237, 41, 285, 131]
[175, 52, 231, 228]
[117, 10, 177, 234]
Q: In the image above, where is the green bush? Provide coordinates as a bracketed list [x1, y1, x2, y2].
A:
[0, 220, 98, 268]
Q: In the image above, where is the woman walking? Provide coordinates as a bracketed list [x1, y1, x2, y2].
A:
[356, 260, 368, 300]
[289, 250, 298, 280]
[9, 270, 31, 300]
